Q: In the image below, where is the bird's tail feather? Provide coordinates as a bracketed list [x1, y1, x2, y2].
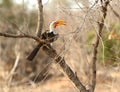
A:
[26, 44, 42, 61]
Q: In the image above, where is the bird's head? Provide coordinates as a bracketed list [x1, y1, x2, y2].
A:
[49, 20, 66, 33]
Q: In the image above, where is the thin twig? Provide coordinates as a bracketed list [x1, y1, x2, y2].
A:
[109, 4, 120, 21]
[6, 53, 20, 85]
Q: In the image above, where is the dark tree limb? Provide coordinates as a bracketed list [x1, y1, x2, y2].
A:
[42, 45, 88, 92]
[89, 0, 110, 92]
[36, 0, 44, 37]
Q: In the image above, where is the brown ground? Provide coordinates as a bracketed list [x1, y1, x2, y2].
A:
[0, 64, 120, 92]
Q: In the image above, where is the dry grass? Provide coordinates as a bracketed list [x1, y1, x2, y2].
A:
[0, 62, 120, 92]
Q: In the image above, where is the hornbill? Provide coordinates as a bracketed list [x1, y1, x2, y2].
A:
[26, 20, 66, 61]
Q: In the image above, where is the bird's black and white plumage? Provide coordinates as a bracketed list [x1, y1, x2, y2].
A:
[26, 32, 58, 61]
[26, 20, 66, 61]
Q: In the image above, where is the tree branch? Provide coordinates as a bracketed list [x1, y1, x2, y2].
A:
[42, 45, 88, 92]
[36, 0, 44, 37]
[0, 32, 40, 42]
[0, 32, 59, 45]
[89, 0, 110, 92]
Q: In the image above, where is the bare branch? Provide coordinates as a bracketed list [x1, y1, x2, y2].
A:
[36, 0, 44, 37]
[89, 0, 110, 92]
[42, 45, 88, 92]
[0, 32, 40, 42]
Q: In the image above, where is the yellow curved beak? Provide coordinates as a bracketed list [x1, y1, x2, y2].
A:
[54, 20, 66, 28]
